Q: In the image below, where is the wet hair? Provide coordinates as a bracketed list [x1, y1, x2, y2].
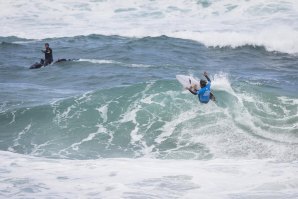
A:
[200, 80, 207, 87]
[45, 43, 49, 46]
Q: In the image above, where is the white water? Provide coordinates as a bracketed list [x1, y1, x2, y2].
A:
[1, 151, 297, 199]
[1, 0, 298, 54]
[78, 59, 153, 67]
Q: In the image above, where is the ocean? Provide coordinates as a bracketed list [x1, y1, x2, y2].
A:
[0, 0, 297, 198]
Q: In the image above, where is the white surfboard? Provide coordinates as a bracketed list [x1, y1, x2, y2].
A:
[176, 75, 200, 89]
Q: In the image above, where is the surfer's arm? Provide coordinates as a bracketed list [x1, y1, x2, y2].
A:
[187, 88, 197, 95]
[204, 72, 211, 82]
[41, 49, 51, 54]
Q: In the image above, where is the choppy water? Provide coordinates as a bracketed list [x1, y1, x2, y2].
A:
[0, 0, 298, 198]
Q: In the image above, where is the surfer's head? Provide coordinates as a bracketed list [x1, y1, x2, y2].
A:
[45, 43, 49, 48]
[200, 80, 207, 88]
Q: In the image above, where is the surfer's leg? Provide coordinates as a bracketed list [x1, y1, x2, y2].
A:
[44, 59, 50, 67]
[210, 92, 216, 102]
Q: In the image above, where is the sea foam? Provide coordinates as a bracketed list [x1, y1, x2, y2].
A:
[1, 151, 298, 198]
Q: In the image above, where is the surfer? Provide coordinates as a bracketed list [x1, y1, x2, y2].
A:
[187, 72, 216, 103]
[41, 43, 53, 66]
[29, 43, 78, 69]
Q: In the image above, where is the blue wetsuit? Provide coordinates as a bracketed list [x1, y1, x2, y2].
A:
[196, 80, 211, 103]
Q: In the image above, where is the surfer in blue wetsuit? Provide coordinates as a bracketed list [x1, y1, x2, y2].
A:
[187, 72, 216, 103]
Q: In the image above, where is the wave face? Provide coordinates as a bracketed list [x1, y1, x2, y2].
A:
[1, 78, 298, 161]
[1, 0, 298, 54]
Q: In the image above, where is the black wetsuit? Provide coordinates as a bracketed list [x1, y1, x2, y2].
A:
[42, 47, 53, 66]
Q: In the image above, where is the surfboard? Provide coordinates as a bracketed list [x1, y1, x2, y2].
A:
[176, 75, 200, 89]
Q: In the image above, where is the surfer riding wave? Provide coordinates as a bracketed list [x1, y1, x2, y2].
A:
[187, 72, 216, 103]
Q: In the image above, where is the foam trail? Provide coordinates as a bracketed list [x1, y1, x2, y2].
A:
[78, 59, 120, 64]
[78, 59, 153, 68]
[8, 123, 32, 152]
